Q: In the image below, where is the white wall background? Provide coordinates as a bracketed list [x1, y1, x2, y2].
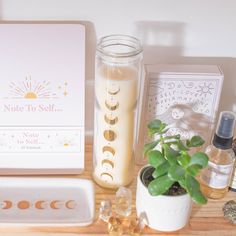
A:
[1, 0, 236, 136]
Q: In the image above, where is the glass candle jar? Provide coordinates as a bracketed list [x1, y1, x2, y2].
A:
[93, 35, 143, 188]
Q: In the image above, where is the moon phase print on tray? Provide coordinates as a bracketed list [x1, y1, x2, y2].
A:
[1, 200, 13, 209]
[0, 177, 94, 225]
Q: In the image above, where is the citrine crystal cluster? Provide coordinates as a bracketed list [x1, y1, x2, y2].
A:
[98, 186, 146, 235]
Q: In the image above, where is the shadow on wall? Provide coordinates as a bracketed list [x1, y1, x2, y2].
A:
[135, 21, 186, 64]
[134, 21, 236, 122]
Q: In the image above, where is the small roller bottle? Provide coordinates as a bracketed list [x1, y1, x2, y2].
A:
[200, 111, 236, 199]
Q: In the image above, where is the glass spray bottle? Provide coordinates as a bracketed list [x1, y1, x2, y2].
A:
[200, 111, 236, 199]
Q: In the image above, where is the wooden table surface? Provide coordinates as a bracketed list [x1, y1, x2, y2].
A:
[0, 143, 236, 236]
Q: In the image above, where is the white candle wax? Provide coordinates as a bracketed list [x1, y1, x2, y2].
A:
[93, 64, 138, 188]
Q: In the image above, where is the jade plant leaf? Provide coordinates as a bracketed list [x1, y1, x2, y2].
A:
[186, 164, 202, 177]
[148, 174, 175, 196]
[185, 174, 207, 204]
[174, 140, 189, 151]
[179, 178, 187, 189]
[168, 164, 185, 181]
[191, 190, 207, 204]
[148, 119, 167, 136]
[147, 150, 166, 168]
[143, 140, 160, 156]
[177, 152, 191, 168]
[188, 152, 209, 168]
[148, 119, 162, 130]
[185, 174, 200, 194]
[143, 119, 208, 205]
[152, 161, 170, 178]
[186, 136, 205, 148]
[163, 144, 179, 165]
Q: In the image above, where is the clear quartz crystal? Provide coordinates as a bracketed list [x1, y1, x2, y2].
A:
[115, 186, 132, 217]
[99, 200, 112, 222]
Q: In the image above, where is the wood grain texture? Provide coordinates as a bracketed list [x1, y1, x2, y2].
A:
[0, 143, 235, 236]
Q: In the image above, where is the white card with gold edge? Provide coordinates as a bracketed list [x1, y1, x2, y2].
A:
[0, 23, 85, 174]
[0, 177, 94, 226]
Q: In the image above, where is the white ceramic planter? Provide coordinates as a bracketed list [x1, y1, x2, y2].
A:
[136, 166, 192, 232]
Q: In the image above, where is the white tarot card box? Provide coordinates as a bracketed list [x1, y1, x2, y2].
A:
[136, 64, 224, 164]
[0, 23, 85, 174]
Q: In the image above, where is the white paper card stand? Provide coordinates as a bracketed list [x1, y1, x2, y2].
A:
[136, 64, 224, 164]
[0, 23, 85, 174]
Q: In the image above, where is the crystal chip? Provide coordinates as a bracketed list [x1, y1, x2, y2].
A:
[115, 186, 132, 217]
[108, 216, 123, 236]
[99, 200, 112, 222]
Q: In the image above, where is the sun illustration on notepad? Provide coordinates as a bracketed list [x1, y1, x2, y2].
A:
[60, 138, 74, 147]
[58, 136, 79, 148]
[8, 76, 57, 99]
[7, 76, 69, 99]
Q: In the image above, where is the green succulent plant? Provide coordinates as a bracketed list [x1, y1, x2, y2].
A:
[144, 119, 209, 204]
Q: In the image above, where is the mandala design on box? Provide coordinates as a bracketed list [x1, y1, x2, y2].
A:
[146, 78, 220, 142]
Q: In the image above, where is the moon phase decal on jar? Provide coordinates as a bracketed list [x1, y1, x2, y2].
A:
[102, 159, 114, 169]
[104, 130, 116, 141]
[106, 85, 120, 95]
[102, 146, 115, 156]
[100, 172, 113, 181]
[105, 100, 119, 110]
[104, 114, 118, 125]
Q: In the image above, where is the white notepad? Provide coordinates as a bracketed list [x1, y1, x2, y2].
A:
[0, 23, 85, 174]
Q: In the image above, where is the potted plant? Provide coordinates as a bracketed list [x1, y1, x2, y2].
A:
[136, 119, 209, 232]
